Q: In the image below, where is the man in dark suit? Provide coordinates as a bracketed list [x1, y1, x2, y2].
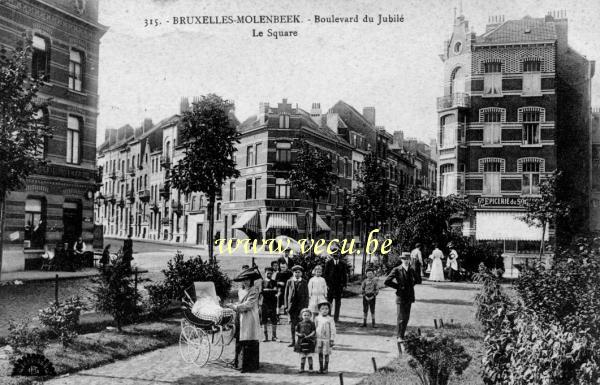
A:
[277, 251, 295, 270]
[384, 253, 416, 352]
[324, 248, 348, 322]
[285, 265, 309, 347]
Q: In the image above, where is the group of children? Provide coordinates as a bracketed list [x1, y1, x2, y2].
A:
[257, 260, 380, 374]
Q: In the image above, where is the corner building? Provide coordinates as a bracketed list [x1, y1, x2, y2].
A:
[0, 0, 107, 272]
[437, 12, 594, 276]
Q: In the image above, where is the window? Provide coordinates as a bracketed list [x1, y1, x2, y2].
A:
[33, 109, 48, 158]
[440, 115, 456, 148]
[353, 161, 360, 180]
[24, 199, 44, 249]
[229, 181, 236, 201]
[246, 145, 254, 166]
[275, 178, 290, 198]
[255, 142, 262, 164]
[440, 164, 456, 196]
[68, 49, 83, 91]
[522, 162, 541, 195]
[216, 203, 221, 221]
[254, 177, 261, 199]
[279, 114, 290, 128]
[483, 162, 501, 196]
[450, 66, 465, 94]
[483, 62, 502, 96]
[276, 142, 291, 162]
[338, 157, 344, 176]
[522, 111, 541, 145]
[522, 60, 541, 96]
[66, 116, 81, 164]
[245, 178, 253, 199]
[483, 111, 502, 145]
[346, 159, 352, 178]
[32, 35, 49, 80]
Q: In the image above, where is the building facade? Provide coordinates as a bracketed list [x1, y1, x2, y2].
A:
[1, 0, 107, 272]
[437, 11, 595, 275]
[591, 108, 600, 231]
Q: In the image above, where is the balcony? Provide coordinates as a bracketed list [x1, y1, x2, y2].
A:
[160, 155, 170, 168]
[159, 183, 170, 199]
[128, 166, 136, 177]
[437, 93, 470, 111]
[161, 217, 170, 225]
[138, 189, 150, 202]
[126, 189, 135, 203]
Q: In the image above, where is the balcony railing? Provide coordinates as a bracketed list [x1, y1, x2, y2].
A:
[160, 155, 170, 168]
[138, 189, 150, 202]
[437, 93, 470, 111]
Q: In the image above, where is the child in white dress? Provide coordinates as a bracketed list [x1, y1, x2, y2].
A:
[308, 265, 328, 319]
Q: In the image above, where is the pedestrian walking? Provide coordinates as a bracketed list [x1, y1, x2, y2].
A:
[294, 308, 316, 373]
[308, 265, 328, 319]
[229, 266, 262, 373]
[314, 301, 336, 374]
[361, 267, 379, 328]
[428, 242, 445, 282]
[260, 267, 279, 342]
[324, 246, 347, 322]
[446, 242, 459, 281]
[410, 243, 424, 284]
[285, 265, 309, 347]
[384, 253, 416, 354]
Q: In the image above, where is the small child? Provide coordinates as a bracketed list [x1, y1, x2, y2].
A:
[261, 267, 279, 342]
[314, 301, 336, 374]
[308, 265, 328, 319]
[294, 308, 316, 373]
[361, 267, 379, 328]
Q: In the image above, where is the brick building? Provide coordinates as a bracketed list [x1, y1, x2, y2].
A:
[437, 11, 595, 275]
[1, 0, 107, 272]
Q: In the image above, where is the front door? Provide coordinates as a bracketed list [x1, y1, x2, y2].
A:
[196, 224, 204, 245]
[63, 202, 81, 246]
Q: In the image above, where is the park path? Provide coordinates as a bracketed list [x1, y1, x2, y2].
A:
[45, 280, 480, 385]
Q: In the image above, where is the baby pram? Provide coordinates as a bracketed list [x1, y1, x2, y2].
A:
[179, 282, 236, 367]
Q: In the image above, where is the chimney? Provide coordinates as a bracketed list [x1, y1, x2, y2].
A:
[258, 102, 269, 124]
[363, 107, 376, 125]
[134, 126, 143, 138]
[393, 131, 404, 148]
[108, 129, 117, 145]
[310, 102, 322, 123]
[180, 97, 189, 114]
[547, 10, 568, 48]
[143, 118, 153, 132]
[326, 111, 339, 132]
[486, 15, 504, 32]
[105, 128, 111, 141]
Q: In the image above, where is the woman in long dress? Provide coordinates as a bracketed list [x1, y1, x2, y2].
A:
[229, 267, 262, 372]
[429, 243, 445, 282]
[308, 265, 328, 318]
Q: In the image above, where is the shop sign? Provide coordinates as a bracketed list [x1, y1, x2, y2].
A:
[477, 196, 540, 208]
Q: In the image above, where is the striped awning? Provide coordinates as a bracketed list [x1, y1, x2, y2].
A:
[476, 211, 549, 241]
[266, 213, 298, 231]
[308, 213, 331, 232]
[232, 211, 260, 231]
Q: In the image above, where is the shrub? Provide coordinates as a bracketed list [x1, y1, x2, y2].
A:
[6, 320, 48, 361]
[404, 331, 472, 385]
[145, 282, 172, 318]
[89, 259, 142, 331]
[38, 296, 85, 346]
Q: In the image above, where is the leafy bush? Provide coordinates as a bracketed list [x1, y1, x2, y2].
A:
[89, 259, 142, 331]
[145, 282, 172, 318]
[6, 320, 48, 362]
[38, 297, 85, 346]
[404, 331, 472, 385]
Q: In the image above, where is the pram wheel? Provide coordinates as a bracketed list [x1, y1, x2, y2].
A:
[179, 321, 210, 367]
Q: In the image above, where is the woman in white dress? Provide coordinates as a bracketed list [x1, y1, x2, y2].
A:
[428, 243, 446, 282]
[308, 265, 328, 318]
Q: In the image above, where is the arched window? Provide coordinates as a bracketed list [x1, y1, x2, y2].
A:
[450, 66, 465, 94]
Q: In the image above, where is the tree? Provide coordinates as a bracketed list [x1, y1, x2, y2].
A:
[520, 170, 571, 258]
[350, 153, 390, 275]
[0, 38, 52, 280]
[287, 139, 337, 241]
[170, 94, 240, 264]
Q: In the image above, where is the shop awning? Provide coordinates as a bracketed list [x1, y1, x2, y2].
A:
[232, 211, 260, 231]
[475, 211, 549, 241]
[266, 213, 298, 231]
[308, 213, 331, 232]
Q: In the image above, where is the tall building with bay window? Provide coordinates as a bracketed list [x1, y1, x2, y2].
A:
[1, 0, 107, 273]
[437, 11, 595, 276]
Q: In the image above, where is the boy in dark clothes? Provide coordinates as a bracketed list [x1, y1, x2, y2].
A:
[285, 265, 309, 347]
[276, 261, 293, 314]
[260, 267, 279, 341]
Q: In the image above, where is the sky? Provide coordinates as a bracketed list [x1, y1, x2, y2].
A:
[96, 0, 600, 144]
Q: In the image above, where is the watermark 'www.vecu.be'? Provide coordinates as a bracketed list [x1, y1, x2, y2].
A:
[214, 229, 392, 256]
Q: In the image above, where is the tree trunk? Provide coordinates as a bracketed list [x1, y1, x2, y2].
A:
[311, 199, 317, 242]
[361, 220, 369, 277]
[0, 190, 5, 281]
[539, 221, 546, 261]
[208, 195, 215, 264]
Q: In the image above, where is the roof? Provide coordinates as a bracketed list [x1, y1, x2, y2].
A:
[477, 17, 558, 44]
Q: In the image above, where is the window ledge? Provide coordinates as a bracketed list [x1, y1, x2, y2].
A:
[521, 93, 543, 98]
[480, 194, 503, 198]
[482, 93, 503, 98]
[68, 89, 88, 97]
[481, 144, 503, 148]
[520, 144, 543, 148]
[521, 194, 542, 198]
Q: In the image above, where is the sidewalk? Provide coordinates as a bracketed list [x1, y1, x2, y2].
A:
[0, 268, 99, 283]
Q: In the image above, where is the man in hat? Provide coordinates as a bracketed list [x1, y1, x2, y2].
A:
[324, 244, 347, 322]
[384, 252, 416, 354]
[285, 265, 309, 347]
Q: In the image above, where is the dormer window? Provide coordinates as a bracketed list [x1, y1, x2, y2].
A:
[279, 113, 290, 129]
